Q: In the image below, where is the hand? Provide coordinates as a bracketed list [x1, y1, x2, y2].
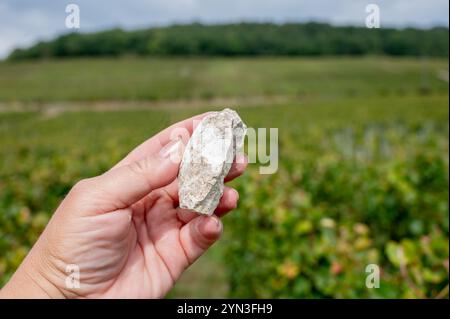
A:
[0, 113, 247, 298]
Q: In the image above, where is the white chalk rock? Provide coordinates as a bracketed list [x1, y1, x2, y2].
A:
[178, 108, 247, 215]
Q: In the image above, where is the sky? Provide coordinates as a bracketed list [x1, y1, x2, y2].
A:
[0, 0, 448, 58]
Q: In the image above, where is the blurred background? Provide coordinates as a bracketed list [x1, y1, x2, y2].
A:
[0, 0, 448, 298]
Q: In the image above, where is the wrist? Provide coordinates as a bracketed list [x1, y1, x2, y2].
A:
[0, 241, 66, 299]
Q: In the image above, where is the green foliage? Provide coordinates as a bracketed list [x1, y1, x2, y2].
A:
[225, 117, 449, 298]
[7, 23, 449, 61]
[0, 58, 448, 298]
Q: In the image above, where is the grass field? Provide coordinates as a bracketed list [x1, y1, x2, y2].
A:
[0, 57, 448, 298]
[0, 57, 448, 103]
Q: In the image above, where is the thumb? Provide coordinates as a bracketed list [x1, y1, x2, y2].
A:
[180, 215, 223, 264]
[71, 139, 184, 213]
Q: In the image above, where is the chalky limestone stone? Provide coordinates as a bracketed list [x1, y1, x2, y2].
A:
[178, 108, 247, 215]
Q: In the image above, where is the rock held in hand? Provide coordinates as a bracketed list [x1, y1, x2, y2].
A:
[178, 108, 247, 215]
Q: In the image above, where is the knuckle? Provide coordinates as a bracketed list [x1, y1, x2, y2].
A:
[130, 156, 154, 175]
[128, 158, 155, 188]
[71, 177, 95, 195]
[128, 160, 145, 176]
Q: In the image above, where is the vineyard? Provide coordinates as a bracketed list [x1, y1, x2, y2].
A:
[0, 57, 448, 298]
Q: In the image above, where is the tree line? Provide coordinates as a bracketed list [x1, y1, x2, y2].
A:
[8, 22, 449, 60]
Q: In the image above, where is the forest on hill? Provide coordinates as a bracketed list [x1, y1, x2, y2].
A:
[8, 22, 449, 60]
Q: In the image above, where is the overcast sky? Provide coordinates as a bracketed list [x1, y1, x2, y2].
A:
[0, 0, 448, 58]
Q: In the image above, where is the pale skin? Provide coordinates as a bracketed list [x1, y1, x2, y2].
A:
[0, 113, 247, 298]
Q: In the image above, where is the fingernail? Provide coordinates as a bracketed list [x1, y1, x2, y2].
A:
[233, 189, 240, 204]
[159, 138, 184, 162]
[197, 215, 222, 237]
[210, 214, 221, 227]
[235, 153, 247, 165]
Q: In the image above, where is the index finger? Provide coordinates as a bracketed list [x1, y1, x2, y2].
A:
[113, 112, 211, 169]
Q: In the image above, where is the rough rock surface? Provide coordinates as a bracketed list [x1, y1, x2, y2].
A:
[178, 108, 247, 215]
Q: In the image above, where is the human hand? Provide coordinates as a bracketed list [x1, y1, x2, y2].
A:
[0, 113, 247, 298]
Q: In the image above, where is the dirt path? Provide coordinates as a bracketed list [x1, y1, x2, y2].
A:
[0, 95, 292, 118]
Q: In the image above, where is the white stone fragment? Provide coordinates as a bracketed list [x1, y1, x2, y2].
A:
[178, 108, 247, 215]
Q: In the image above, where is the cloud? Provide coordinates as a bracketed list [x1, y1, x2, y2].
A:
[0, 2, 62, 58]
[0, 0, 448, 58]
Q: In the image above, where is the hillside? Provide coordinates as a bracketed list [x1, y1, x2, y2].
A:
[8, 23, 449, 60]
